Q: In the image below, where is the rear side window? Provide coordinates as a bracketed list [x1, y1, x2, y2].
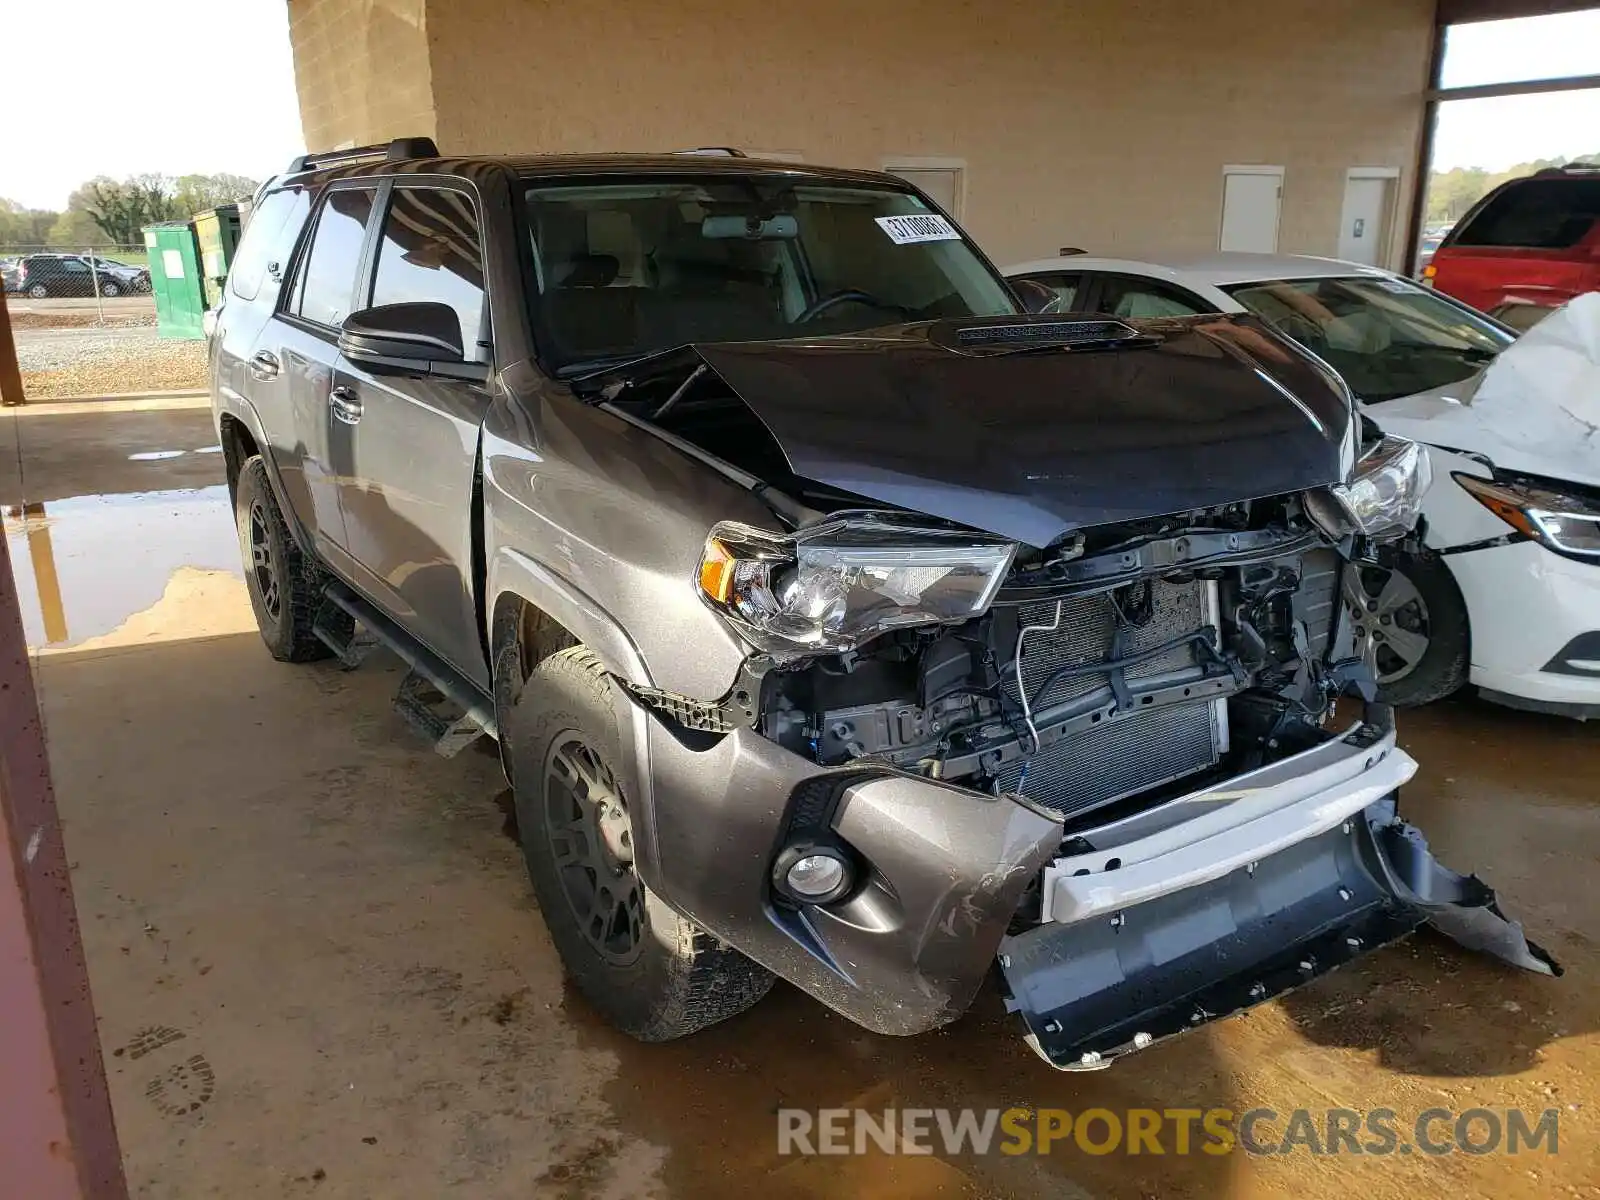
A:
[230, 188, 310, 301]
[1451, 178, 1600, 250]
[369, 187, 488, 360]
[291, 186, 377, 328]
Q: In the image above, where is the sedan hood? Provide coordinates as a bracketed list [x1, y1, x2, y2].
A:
[1366, 294, 1600, 489]
[684, 315, 1354, 547]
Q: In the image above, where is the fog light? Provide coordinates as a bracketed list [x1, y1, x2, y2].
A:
[773, 844, 854, 904]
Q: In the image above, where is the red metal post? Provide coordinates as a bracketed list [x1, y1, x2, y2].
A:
[0, 300, 127, 1194]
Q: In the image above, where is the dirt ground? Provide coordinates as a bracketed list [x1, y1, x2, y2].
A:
[4, 401, 1598, 1199]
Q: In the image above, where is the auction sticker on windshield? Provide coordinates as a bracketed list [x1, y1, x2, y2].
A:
[876, 213, 961, 244]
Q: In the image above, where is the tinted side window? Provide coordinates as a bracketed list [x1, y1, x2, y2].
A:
[231, 187, 311, 301]
[1014, 272, 1082, 311]
[1094, 276, 1210, 319]
[293, 187, 377, 328]
[1452, 178, 1600, 250]
[370, 187, 488, 360]
[61, 259, 90, 275]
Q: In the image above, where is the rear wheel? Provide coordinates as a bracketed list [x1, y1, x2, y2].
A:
[507, 646, 773, 1041]
[27, 282, 47, 299]
[234, 456, 345, 662]
[1344, 551, 1469, 707]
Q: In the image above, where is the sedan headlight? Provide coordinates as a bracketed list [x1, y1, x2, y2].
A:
[1455, 473, 1600, 560]
[1304, 435, 1432, 542]
[697, 514, 1016, 656]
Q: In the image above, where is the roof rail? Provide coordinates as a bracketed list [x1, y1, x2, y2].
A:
[286, 136, 440, 175]
[672, 146, 747, 157]
[1535, 162, 1600, 176]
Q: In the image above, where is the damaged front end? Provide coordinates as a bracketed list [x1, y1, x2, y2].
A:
[593, 316, 1558, 1065]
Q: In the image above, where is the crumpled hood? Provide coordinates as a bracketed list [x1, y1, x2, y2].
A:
[1366, 293, 1600, 488]
[687, 315, 1354, 547]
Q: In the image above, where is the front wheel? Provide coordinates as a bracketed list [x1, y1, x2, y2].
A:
[1344, 551, 1469, 707]
[101, 281, 120, 298]
[507, 646, 773, 1041]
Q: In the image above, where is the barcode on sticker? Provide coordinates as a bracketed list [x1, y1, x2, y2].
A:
[875, 213, 961, 245]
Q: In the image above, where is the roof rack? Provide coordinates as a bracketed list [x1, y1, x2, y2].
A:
[1536, 162, 1600, 176]
[286, 136, 439, 175]
[671, 147, 747, 157]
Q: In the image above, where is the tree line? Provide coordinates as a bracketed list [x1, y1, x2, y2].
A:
[0, 173, 260, 249]
[1425, 151, 1600, 226]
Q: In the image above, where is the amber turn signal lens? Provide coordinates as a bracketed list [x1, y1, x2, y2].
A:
[698, 539, 737, 603]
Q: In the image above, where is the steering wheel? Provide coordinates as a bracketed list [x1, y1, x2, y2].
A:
[797, 289, 896, 324]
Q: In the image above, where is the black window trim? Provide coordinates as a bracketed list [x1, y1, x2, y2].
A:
[364, 177, 495, 364]
[276, 177, 387, 343]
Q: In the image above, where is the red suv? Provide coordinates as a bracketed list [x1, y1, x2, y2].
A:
[1426, 164, 1600, 329]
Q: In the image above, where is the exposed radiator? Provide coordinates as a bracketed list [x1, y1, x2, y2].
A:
[998, 579, 1225, 821]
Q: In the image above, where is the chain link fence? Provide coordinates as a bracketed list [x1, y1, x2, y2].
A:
[2, 243, 210, 401]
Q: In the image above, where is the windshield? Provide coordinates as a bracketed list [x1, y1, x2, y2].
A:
[523, 176, 1017, 373]
[1223, 275, 1515, 403]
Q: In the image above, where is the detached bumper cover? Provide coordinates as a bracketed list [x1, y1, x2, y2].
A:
[1000, 797, 1559, 1070]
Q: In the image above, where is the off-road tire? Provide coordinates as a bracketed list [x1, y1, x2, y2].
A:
[1371, 551, 1470, 708]
[235, 455, 343, 663]
[508, 645, 774, 1041]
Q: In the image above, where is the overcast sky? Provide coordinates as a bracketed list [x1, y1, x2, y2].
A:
[1, 2, 1598, 211]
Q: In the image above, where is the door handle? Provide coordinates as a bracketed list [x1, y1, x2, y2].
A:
[249, 350, 280, 380]
[329, 385, 363, 425]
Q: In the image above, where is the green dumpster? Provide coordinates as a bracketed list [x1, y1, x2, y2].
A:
[193, 204, 243, 311]
[143, 221, 206, 340]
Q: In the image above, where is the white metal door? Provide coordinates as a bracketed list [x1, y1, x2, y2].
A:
[886, 167, 963, 217]
[1219, 168, 1283, 253]
[1338, 174, 1395, 266]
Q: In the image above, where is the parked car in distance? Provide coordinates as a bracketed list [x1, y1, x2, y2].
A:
[5, 252, 130, 298]
[212, 139, 1552, 1070]
[82, 254, 152, 294]
[1006, 250, 1600, 719]
[1424, 163, 1600, 330]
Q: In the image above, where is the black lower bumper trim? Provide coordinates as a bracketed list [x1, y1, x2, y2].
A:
[999, 798, 1558, 1070]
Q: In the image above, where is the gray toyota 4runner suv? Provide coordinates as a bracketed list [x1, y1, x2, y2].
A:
[210, 138, 1555, 1070]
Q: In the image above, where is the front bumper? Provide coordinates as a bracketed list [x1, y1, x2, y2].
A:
[623, 694, 1557, 1056]
[1448, 540, 1600, 715]
[624, 701, 1063, 1036]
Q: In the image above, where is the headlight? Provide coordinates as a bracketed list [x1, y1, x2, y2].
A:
[1304, 436, 1431, 541]
[697, 514, 1016, 656]
[1455, 473, 1600, 559]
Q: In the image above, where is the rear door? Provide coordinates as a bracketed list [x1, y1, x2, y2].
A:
[332, 183, 494, 685]
[251, 183, 379, 561]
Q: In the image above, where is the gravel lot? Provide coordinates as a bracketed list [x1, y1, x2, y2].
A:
[18, 326, 207, 399]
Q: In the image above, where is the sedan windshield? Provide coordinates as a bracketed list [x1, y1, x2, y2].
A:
[523, 176, 1017, 373]
[1223, 275, 1514, 403]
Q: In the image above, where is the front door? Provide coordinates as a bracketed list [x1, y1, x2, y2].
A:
[332, 184, 493, 686]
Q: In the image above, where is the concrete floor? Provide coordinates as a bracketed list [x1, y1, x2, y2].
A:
[4, 402, 1599, 1199]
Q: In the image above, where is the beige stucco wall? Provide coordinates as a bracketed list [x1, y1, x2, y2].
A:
[288, 0, 1436, 268]
[286, 0, 437, 153]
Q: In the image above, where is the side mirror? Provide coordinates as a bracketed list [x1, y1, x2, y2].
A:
[339, 302, 479, 377]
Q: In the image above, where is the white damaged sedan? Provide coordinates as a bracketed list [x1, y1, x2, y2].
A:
[1006, 253, 1600, 718]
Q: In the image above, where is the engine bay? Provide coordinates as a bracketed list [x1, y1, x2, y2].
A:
[752, 499, 1363, 830]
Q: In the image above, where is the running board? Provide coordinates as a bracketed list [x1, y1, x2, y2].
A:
[318, 582, 498, 757]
